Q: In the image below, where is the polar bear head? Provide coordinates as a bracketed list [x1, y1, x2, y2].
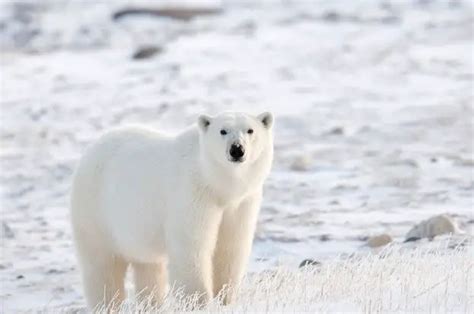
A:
[197, 112, 273, 167]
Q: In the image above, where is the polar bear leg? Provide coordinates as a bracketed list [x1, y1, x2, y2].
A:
[133, 260, 168, 307]
[213, 194, 261, 305]
[78, 245, 128, 311]
[166, 208, 223, 307]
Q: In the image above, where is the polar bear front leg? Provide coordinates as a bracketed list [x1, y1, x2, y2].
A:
[166, 206, 223, 306]
[133, 260, 167, 307]
[213, 194, 261, 305]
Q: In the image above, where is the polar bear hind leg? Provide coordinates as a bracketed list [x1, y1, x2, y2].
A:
[75, 234, 128, 311]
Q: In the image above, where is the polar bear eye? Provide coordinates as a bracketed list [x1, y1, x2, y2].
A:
[247, 129, 254, 134]
[220, 129, 227, 135]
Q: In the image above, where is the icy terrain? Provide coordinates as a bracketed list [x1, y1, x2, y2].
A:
[1, 0, 473, 311]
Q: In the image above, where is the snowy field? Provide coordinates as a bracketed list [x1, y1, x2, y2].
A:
[1, 0, 473, 311]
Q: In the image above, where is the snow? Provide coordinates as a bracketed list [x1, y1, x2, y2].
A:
[1, 0, 473, 311]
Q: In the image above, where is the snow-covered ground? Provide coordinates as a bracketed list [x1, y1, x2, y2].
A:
[1, 0, 473, 311]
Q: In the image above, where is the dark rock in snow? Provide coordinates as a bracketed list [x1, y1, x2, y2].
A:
[113, 6, 222, 21]
[132, 45, 163, 60]
[1, 222, 15, 239]
[404, 237, 421, 243]
[319, 234, 331, 242]
[299, 259, 321, 268]
[322, 11, 341, 22]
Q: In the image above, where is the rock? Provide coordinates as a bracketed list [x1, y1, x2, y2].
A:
[322, 11, 341, 22]
[132, 45, 163, 60]
[299, 259, 321, 268]
[325, 127, 344, 136]
[47, 268, 63, 274]
[405, 214, 459, 241]
[357, 235, 369, 242]
[113, 6, 222, 21]
[290, 154, 312, 171]
[1, 221, 14, 239]
[367, 234, 393, 248]
[319, 234, 331, 242]
[404, 237, 421, 243]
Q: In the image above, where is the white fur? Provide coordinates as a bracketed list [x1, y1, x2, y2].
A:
[70, 112, 274, 310]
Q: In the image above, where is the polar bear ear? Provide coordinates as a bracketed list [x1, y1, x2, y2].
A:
[198, 114, 212, 132]
[257, 112, 273, 129]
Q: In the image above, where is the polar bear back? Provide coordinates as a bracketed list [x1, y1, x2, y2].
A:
[71, 126, 200, 262]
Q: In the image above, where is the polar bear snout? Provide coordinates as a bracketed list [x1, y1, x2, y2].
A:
[229, 143, 245, 162]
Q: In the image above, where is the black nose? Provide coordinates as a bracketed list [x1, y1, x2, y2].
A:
[230, 144, 245, 159]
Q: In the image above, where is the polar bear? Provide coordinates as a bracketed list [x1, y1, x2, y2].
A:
[70, 111, 274, 310]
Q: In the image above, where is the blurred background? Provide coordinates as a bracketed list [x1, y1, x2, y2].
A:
[1, 0, 473, 311]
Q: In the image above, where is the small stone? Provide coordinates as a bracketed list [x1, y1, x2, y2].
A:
[319, 234, 331, 242]
[132, 45, 163, 60]
[404, 237, 421, 243]
[326, 127, 344, 136]
[405, 214, 459, 240]
[1, 222, 14, 239]
[299, 259, 321, 268]
[47, 268, 60, 274]
[290, 154, 312, 171]
[367, 234, 393, 248]
[322, 11, 341, 22]
[113, 7, 222, 21]
[357, 235, 369, 242]
[16, 275, 24, 280]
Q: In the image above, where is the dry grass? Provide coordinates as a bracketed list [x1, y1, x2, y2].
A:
[60, 239, 474, 313]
